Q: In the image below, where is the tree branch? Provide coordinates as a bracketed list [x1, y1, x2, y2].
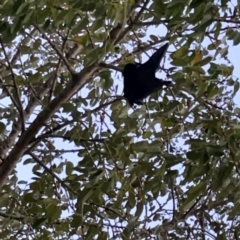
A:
[0, 38, 25, 132]
[32, 134, 106, 143]
[0, 64, 99, 189]
[27, 151, 77, 194]
[98, 62, 122, 72]
[34, 24, 75, 75]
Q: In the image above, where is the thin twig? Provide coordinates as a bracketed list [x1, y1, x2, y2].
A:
[33, 24, 75, 75]
[98, 62, 122, 72]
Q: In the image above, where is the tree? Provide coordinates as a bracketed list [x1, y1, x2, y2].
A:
[0, 0, 240, 239]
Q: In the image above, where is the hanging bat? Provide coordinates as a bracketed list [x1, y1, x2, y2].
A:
[123, 43, 171, 106]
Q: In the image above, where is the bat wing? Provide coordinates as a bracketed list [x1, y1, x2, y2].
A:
[141, 43, 169, 74]
[136, 43, 169, 98]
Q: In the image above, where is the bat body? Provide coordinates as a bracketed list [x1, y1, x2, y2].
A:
[123, 43, 171, 106]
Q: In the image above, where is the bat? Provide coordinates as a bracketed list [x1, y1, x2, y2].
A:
[122, 43, 171, 106]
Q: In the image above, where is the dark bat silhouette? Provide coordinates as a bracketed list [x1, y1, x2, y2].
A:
[123, 43, 171, 106]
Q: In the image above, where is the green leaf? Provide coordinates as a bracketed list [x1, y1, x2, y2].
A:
[162, 100, 179, 113]
[234, 80, 240, 96]
[187, 150, 201, 161]
[66, 161, 74, 175]
[16, 2, 29, 15]
[0, 122, 6, 133]
[32, 218, 48, 229]
[180, 181, 206, 212]
[197, 81, 209, 96]
[198, 56, 212, 66]
[72, 17, 89, 34]
[171, 45, 189, 60]
[94, 3, 106, 19]
[84, 47, 100, 66]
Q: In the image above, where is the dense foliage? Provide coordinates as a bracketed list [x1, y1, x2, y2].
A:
[0, 0, 240, 239]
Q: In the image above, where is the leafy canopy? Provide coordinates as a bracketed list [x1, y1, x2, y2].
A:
[0, 0, 240, 239]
